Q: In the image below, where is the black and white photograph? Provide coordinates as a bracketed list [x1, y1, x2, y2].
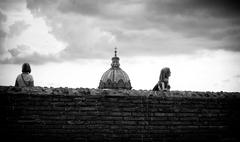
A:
[0, 0, 240, 141]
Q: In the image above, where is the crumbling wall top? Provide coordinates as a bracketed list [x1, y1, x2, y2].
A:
[0, 86, 239, 99]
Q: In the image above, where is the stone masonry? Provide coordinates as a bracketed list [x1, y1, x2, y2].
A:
[0, 86, 240, 141]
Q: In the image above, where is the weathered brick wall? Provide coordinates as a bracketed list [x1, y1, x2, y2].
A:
[0, 86, 240, 142]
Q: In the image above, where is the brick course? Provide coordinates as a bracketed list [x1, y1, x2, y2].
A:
[0, 86, 240, 141]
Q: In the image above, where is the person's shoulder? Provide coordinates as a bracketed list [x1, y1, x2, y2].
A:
[28, 74, 34, 81]
[16, 74, 22, 79]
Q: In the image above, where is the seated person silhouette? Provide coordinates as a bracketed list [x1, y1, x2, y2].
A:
[153, 67, 171, 91]
[15, 63, 34, 87]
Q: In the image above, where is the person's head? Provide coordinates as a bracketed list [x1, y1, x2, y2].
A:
[160, 67, 171, 81]
[22, 63, 31, 73]
[164, 67, 171, 77]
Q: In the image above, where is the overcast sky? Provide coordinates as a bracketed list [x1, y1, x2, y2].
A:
[0, 0, 240, 92]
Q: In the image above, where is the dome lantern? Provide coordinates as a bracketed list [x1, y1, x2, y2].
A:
[111, 47, 120, 68]
[98, 48, 132, 90]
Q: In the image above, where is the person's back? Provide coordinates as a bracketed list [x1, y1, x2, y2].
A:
[15, 63, 34, 87]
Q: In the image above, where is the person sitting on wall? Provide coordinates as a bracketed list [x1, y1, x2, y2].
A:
[153, 67, 171, 91]
[15, 63, 34, 87]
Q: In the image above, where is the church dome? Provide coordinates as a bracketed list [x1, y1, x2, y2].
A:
[98, 48, 132, 90]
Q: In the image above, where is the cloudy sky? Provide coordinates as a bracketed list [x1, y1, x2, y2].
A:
[0, 0, 240, 92]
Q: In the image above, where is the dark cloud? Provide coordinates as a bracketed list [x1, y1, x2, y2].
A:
[146, 0, 240, 18]
[27, 0, 141, 21]
[144, 0, 240, 37]
[8, 20, 30, 37]
[58, 0, 240, 51]
[0, 0, 25, 11]
[2, 42, 111, 64]
[57, 0, 142, 19]
[0, 30, 7, 55]
[235, 74, 240, 78]
[26, 0, 58, 15]
[0, 10, 7, 21]
[0, 11, 7, 55]
[0, 44, 60, 65]
[8, 44, 31, 57]
[1, 44, 111, 64]
[58, 0, 103, 16]
[22, 0, 240, 61]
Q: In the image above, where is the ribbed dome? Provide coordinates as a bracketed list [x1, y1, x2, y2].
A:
[98, 48, 132, 90]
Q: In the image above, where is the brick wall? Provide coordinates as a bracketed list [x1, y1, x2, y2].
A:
[0, 86, 240, 141]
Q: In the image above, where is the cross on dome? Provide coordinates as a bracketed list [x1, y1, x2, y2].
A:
[114, 47, 117, 57]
